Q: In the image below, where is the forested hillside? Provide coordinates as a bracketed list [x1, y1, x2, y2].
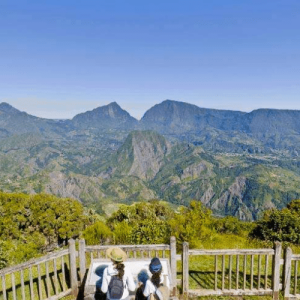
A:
[1, 100, 300, 220]
[2, 191, 300, 271]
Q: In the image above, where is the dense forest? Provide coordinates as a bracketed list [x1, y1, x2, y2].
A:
[1, 191, 300, 270]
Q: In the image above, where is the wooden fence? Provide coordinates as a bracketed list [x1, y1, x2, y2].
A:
[284, 248, 300, 300]
[82, 236, 177, 297]
[1, 237, 300, 300]
[181, 241, 283, 300]
[0, 237, 177, 300]
[0, 245, 72, 300]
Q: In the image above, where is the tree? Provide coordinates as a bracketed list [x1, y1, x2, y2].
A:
[83, 221, 112, 245]
[113, 221, 132, 244]
[108, 201, 173, 244]
[169, 200, 211, 248]
[0, 240, 9, 269]
[0, 191, 89, 266]
[250, 200, 300, 244]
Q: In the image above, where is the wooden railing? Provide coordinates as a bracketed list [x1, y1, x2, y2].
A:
[1, 237, 300, 300]
[181, 241, 283, 300]
[284, 248, 300, 300]
[82, 237, 177, 296]
[0, 247, 72, 300]
[0, 237, 177, 300]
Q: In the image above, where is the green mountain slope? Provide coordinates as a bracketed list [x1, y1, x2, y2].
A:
[1, 101, 300, 220]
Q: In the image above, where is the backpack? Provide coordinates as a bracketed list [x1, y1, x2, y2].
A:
[157, 285, 169, 300]
[108, 275, 124, 300]
[149, 284, 170, 300]
[149, 293, 158, 300]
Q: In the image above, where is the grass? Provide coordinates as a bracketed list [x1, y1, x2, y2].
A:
[175, 232, 300, 300]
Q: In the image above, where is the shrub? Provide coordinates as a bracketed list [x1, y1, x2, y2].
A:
[83, 221, 112, 245]
[108, 201, 173, 244]
[250, 200, 300, 244]
[169, 200, 211, 248]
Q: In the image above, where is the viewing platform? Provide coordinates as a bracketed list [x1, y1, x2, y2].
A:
[1, 237, 299, 300]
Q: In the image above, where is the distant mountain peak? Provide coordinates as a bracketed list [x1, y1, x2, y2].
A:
[107, 101, 119, 107]
[98, 102, 126, 117]
[161, 99, 192, 105]
[71, 102, 138, 129]
[97, 101, 121, 110]
[113, 130, 172, 179]
[0, 102, 21, 114]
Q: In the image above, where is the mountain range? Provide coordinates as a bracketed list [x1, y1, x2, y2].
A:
[1, 100, 300, 220]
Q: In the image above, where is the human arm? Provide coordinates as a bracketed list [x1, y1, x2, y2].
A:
[126, 268, 136, 292]
[101, 268, 109, 293]
[143, 280, 152, 297]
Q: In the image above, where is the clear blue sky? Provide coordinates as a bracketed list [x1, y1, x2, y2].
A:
[0, 0, 299, 119]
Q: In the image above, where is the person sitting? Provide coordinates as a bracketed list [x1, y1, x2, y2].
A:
[101, 247, 136, 300]
[143, 258, 169, 300]
[135, 269, 149, 300]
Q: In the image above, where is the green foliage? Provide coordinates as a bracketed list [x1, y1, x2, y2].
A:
[0, 191, 89, 268]
[108, 201, 173, 244]
[113, 221, 132, 244]
[130, 218, 170, 244]
[169, 200, 211, 248]
[211, 216, 254, 236]
[0, 240, 9, 269]
[287, 199, 300, 214]
[250, 199, 300, 244]
[83, 221, 112, 245]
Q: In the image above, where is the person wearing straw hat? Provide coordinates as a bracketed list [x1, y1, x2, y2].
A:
[101, 247, 136, 300]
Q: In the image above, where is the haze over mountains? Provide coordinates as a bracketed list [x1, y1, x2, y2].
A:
[1, 100, 300, 220]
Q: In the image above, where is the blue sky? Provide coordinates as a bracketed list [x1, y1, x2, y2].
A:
[0, 0, 299, 119]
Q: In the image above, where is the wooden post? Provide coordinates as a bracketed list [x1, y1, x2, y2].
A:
[258, 254, 262, 289]
[29, 266, 34, 299]
[229, 255, 232, 290]
[222, 255, 225, 290]
[1, 275, 7, 300]
[272, 242, 282, 300]
[182, 242, 189, 298]
[294, 261, 298, 296]
[265, 255, 269, 290]
[284, 247, 292, 300]
[54, 258, 59, 295]
[69, 239, 78, 296]
[11, 273, 16, 300]
[170, 236, 177, 296]
[45, 261, 51, 297]
[215, 255, 218, 290]
[20, 270, 25, 300]
[79, 239, 86, 284]
[37, 264, 42, 300]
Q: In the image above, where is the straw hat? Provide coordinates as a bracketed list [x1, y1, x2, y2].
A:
[106, 247, 127, 262]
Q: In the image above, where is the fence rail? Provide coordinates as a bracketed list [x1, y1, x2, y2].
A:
[182, 241, 283, 300]
[284, 249, 300, 300]
[1, 237, 300, 300]
[85, 244, 171, 261]
[0, 244, 74, 300]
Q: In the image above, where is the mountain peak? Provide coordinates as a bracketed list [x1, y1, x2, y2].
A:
[71, 102, 138, 129]
[0, 102, 21, 114]
[107, 101, 119, 107]
[113, 130, 172, 180]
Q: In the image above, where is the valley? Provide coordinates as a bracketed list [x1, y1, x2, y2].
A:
[1, 100, 300, 220]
